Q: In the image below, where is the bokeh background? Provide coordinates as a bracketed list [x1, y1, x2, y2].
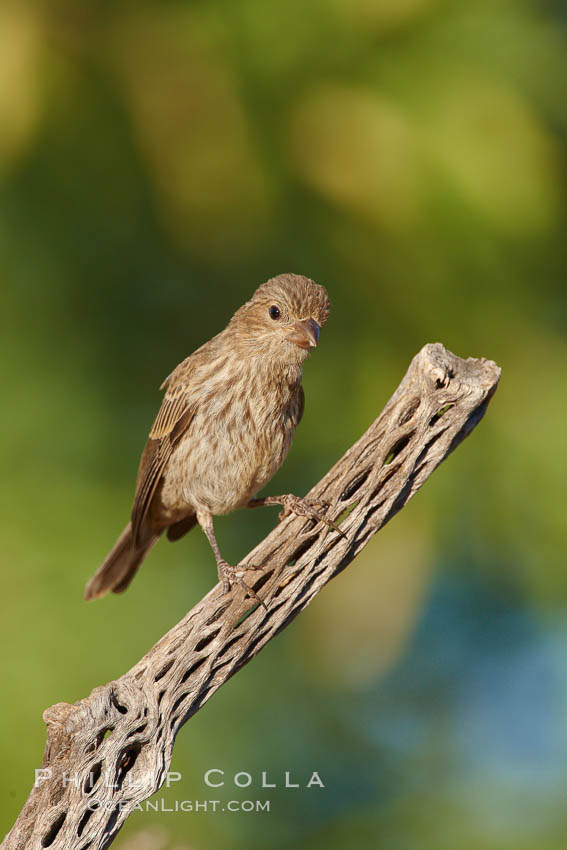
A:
[2, 0, 567, 847]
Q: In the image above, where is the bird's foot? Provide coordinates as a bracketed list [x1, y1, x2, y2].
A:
[217, 559, 267, 610]
[273, 494, 346, 538]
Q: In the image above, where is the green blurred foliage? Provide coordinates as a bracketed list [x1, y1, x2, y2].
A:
[1, 0, 567, 847]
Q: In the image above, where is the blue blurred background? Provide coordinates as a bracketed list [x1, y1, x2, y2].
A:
[2, 0, 567, 847]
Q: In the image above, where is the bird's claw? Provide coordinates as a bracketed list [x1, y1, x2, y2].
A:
[217, 560, 268, 610]
[278, 495, 346, 539]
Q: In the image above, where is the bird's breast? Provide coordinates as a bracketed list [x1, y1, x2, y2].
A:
[161, 371, 301, 516]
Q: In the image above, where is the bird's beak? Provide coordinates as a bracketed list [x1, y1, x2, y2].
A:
[285, 318, 320, 350]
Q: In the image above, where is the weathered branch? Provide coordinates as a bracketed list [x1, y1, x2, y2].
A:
[3, 343, 501, 850]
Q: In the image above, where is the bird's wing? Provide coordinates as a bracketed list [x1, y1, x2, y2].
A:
[295, 385, 305, 426]
[131, 376, 196, 546]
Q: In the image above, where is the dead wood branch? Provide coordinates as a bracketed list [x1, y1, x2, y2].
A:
[2, 343, 501, 850]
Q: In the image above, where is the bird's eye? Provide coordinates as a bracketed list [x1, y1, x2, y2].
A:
[269, 305, 281, 320]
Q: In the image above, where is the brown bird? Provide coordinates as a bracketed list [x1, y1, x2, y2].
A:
[84, 273, 340, 604]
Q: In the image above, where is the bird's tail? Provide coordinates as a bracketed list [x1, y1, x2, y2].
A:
[84, 522, 158, 601]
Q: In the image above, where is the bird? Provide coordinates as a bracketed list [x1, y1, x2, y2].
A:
[84, 273, 342, 605]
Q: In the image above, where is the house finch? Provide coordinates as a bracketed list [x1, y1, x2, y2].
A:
[84, 273, 340, 604]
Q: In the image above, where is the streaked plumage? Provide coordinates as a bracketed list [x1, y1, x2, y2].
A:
[84, 273, 331, 602]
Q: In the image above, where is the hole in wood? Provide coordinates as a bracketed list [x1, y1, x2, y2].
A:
[115, 743, 142, 791]
[41, 812, 66, 847]
[166, 640, 183, 656]
[127, 723, 148, 738]
[192, 686, 212, 713]
[83, 762, 102, 794]
[234, 605, 259, 627]
[272, 582, 285, 599]
[252, 570, 274, 593]
[300, 518, 317, 534]
[171, 692, 189, 714]
[287, 538, 315, 566]
[77, 805, 96, 837]
[110, 690, 128, 714]
[414, 427, 447, 468]
[217, 635, 242, 659]
[334, 501, 359, 525]
[341, 468, 371, 501]
[384, 432, 414, 465]
[154, 661, 174, 682]
[240, 630, 270, 663]
[272, 568, 304, 597]
[104, 807, 119, 836]
[211, 657, 231, 674]
[370, 463, 401, 500]
[398, 397, 420, 426]
[292, 570, 319, 605]
[194, 629, 221, 652]
[205, 601, 231, 625]
[264, 598, 287, 615]
[86, 726, 114, 754]
[429, 403, 454, 426]
[181, 656, 207, 682]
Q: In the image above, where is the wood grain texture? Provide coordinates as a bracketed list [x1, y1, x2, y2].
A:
[2, 343, 501, 850]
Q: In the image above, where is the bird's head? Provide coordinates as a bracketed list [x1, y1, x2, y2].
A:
[230, 273, 330, 364]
